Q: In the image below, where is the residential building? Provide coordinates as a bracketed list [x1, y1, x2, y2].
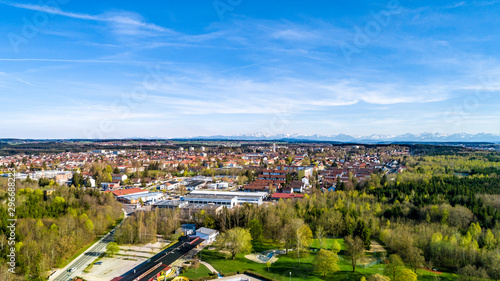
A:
[111, 174, 128, 182]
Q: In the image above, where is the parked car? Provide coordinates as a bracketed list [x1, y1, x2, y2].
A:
[94, 261, 103, 265]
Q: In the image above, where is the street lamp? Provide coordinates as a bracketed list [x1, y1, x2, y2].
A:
[289, 271, 291, 281]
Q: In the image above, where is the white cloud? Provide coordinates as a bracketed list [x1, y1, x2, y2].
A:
[1, 1, 176, 36]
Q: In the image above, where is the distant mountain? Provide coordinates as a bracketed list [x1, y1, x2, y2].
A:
[188, 133, 500, 143]
[1, 133, 499, 143]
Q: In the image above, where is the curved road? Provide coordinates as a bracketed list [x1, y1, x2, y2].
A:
[51, 210, 128, 281]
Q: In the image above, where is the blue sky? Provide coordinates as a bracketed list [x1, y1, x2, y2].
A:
[1, 0, 500, 138]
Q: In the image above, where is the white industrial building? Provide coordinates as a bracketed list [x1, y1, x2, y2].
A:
[190, 190, 267, 205]
[195, 227, 219, 244]
[182, 194, 238, 208]
[119, 192, 165, 204]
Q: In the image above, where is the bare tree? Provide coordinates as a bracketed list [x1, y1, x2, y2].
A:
[344, 236, 365, 272]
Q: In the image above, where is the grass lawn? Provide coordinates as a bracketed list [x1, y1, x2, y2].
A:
[191, 249, 460, 281]
[181, 238, 462, 281]
[182, 264, 213, 280]
[416, 269, 459, 281]
[252, 239, 285, 252]
[310, 238, 345, 251]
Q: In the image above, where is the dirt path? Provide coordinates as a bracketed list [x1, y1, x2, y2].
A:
[367, 240, 386, 253]
[200, 261, 218, 274]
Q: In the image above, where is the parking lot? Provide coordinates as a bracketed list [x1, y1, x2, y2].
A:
[80, 241, 168, 281]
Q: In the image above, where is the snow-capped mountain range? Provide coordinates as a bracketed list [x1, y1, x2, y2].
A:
[187, 133, 500, 143]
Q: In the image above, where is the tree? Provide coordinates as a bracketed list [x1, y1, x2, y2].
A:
[486, 252, 500, 281]
[104, 165, 113, 174]
[395, 268, 417, 281]
[295, 223, 313, 265]
[344, 236, 365, 272]
[266, 261, 271, 272]
[301, 157, 311, 166]
[384, 254, 405, 281]
[331, 240, 342, 254]
[458, 265, 490, 281]
[354, 220, 371, 249]
[191, 257, 200, 274]
[283, 219, 312, 265]
[204, 215, 216, 229]
[405, 246, 425, 273]
[102, 172, 112, 183]
[249, 219, 263, 242]
[84, 219, 94, 232]
[216, 227, 252, 259]
[237, 175, 248, 186]
[483, 229, 495, 249]
[367, 274, 391, 281]
[72, 173, 84, 187]
[313, 249, 340, 277]
[316, 225, 326, 249]
[106, 242, 120, 257]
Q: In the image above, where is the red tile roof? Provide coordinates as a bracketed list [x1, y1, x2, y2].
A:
[271, 193, 304, 199]
[112, 188, 146, 197]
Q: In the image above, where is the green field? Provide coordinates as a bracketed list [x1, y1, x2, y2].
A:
[181, 264, 213, 280]
[310, 238, 345, 251]
[183, 239, 459, 281]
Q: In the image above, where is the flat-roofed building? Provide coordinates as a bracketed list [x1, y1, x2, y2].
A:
[119, 192, 165, 204]
[153, 200, 188, 209]
[195, 227, 219, 244]
[185, 180, 206, 191]
[190, 190, 268, 205]
[152, 200, 223, 219]
[182, 194, 238, 208]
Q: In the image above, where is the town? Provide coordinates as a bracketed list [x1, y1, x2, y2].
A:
[0, 141, 417, 281]
[3, 0, 500, 280]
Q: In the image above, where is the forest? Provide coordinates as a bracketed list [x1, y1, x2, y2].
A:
[0, 179, 123, 280]
[122, 150, 500, 280]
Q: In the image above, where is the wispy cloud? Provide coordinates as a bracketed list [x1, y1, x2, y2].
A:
[1, 1, 176, 35]
[0, 71, 33, 85]
[1, 1, 499, 137]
